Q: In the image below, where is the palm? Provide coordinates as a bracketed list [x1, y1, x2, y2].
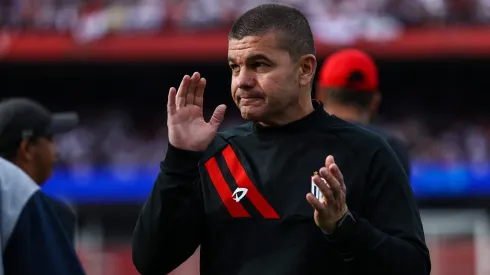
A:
[312, 198, 329, 229]
[306, 156, 348, 233]
[167, 72, 226, 152]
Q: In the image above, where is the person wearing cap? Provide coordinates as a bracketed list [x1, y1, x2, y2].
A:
[316, 49, 411, 176]
[0, 98, 85, 274]
[0, 98, 80, 242]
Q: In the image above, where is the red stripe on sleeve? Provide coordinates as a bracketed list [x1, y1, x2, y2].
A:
[222, 145, 280, 219]
[204, 157, 251, 218]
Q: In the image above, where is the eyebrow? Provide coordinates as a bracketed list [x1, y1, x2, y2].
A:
[227, 54, 272, 64]
[248, 54, 271, 63]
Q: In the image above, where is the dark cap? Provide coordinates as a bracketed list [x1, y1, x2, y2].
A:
[0, 98, 79, 153]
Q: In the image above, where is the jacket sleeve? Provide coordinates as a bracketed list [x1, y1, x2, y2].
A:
[3, 191, 86, 275]
[325, 141, 430, 275]
[132, 144, 205, 275]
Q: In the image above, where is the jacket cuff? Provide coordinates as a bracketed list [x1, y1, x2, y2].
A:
[161, 143, 203, 173]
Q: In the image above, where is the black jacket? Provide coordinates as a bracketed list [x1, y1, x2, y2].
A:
[44, 195, 77, 243]
[355, 123, 411, 177]
[132, 101, 430, 275]
[0, 157, 85, 275]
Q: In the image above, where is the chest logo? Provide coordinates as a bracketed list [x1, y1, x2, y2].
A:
[311, 171, 325, 201]
[232, 187, 248, 202]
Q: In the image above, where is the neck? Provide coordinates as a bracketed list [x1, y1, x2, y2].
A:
[14, 159, 41, 186]
[259, 95, 314, 126]
[253, 99, 325, 136]
[324, 105, 371, 124]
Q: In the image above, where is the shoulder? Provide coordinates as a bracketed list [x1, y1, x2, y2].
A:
[0, 157, 40, 211]
[325, 116, 389, 154]
[0, 157, 40, 250]
[352, 123, 411, 169]
[218, 122, 254, 139]
[321, 116, 408, 172]
[350, 125, 409, 175]
[360, 124, 408, 149]
[43, 195, 76, 218]
[0, 157, 39, 194]
[201, 122, 253, 161]
[322, 120, 408, 183]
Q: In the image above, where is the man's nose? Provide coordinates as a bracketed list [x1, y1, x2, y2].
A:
[235, 68, 256, 90]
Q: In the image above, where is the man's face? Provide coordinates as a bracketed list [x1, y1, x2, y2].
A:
[30, 136, 57, 185]
[228, 32, 301, 124]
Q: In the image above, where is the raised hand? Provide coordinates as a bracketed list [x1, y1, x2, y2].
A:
[306, 155, 349, 233]
[167, 72, 227, 151]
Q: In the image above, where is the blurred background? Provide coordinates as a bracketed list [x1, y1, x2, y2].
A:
[2, 0, 490, 274]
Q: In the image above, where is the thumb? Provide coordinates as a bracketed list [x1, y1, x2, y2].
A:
[209, 104, 227, 130]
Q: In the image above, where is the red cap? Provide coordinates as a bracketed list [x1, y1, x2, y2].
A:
[318, 49, 378, 92]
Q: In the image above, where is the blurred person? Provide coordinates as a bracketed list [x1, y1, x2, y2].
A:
[55, 125, 97, 179]
[445, 0, 478, 24]
[32, 0, 56, 29]
[309, 0, 401, 44]
[465, 126, 488, 164]
[316, 49, 411, 176]
[0, 104, 85, 275]
[166, 0, 191, 28]
[0, 98, 79, 243]
[54, 0, 80, 32]
[308, 0, 362, 45]
[385, 0, 431, 26]
[132, 3, 430, 275]
[126, 0, 165, 32]
[185, 0, 222, 28]
[477, 0, 490, 22]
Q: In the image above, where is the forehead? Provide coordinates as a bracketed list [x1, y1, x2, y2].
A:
[228, 32, 287, 62]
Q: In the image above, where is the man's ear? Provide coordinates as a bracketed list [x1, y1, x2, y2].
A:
[17, 139, 33, 161]
[298, 54, 317, 87]
[369, 91, 381, 115]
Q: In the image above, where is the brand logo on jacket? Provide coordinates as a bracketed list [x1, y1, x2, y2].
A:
[232, 187, 248, 202]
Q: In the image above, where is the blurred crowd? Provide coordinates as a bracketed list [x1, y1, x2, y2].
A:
[53, 110, 490, 170]
[381, 118, 489, 166]
[2, 0, 490, 44]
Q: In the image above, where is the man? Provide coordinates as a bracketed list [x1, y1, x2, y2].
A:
[132, 4, 430, 275]
[316, 49, 411, 176]
[0, 98, 79, 243]
[0, 104, 85, 275]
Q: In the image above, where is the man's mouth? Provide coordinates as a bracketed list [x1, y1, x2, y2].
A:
[240, 97, 263, 104]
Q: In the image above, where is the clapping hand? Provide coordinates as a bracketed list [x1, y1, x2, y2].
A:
[306, 156, 348, 233]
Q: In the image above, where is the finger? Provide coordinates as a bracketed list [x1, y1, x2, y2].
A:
[319, 167, 341, 201]
[325, 155, 335, 169]
[208, 104, 227, 130]
[306, 193, 326, 211]
[167, 87, 177, 116]
[329, 163, 346, 194]
[313, 175, 334, 204]
[194, 78, 206, 107]
[176, 75, 191, 109]
[186, 72, 200, 105]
